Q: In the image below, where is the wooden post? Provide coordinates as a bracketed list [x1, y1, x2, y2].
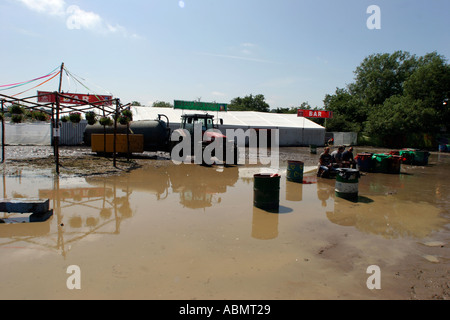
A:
[1, 100, 5, 163]
[127, 118, 130, 162]
[55, 63, 64, 175]
[113, 99, 118, 168]
[103, 106, 106, 155]
[55, 93, 60, 175]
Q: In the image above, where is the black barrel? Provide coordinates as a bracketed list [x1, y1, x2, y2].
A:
[253, 174, 280, 210]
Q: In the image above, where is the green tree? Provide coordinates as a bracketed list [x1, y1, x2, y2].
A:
[349, 50, 418, 106]
[365, 95, 439, 147]
[323, 50, 450, 147]
[323, 88, 365, 132]
[403, 52, 450, 111]
[228, 94, 270, 112]
[152, 101, 173, 108]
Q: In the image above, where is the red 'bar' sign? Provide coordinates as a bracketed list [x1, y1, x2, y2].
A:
[297, 109, 333, 119]
[37, 91, 113, 106]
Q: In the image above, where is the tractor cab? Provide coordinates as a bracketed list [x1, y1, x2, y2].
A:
[180, 113, 216, 134]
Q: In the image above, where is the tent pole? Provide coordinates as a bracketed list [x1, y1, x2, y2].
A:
[113, 99, 118, 168]
[54, 63, 64, 175]
[1, 100, 4, 163]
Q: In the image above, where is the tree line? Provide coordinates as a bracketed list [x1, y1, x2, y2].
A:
[142, 50, 449, 148]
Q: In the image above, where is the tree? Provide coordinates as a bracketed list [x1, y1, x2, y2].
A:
[323, 50, 450, 147]
[349, 51, 418, 107]
[323, 88, 365, 132]
[403, 52, 450, 110]
[228, 94, 270, 112]
[152, 101, 173, 108]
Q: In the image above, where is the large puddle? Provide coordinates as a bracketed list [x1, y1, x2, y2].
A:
[0, 152, 449, 299]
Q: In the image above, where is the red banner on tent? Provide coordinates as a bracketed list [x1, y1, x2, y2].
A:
[37, 91, 113, 106]
[297, 109, 333, 118]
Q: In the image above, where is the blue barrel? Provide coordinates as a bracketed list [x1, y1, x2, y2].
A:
[356, 153, 373, 172]
[287, 160, 304, 183]
[253, 174, 281, 210]
[438, 144, 447, 152]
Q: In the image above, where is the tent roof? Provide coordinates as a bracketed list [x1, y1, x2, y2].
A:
[131, 107, 324, 129]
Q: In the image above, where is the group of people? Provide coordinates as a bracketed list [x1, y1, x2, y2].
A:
[317, 145, 356, 178]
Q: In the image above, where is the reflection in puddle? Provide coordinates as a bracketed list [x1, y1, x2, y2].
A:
[329, 196, 445, 239]
[0, 159, 448, 253]
[0, 154, 449, 299]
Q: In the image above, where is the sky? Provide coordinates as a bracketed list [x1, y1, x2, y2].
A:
[1, 0, 449, 109]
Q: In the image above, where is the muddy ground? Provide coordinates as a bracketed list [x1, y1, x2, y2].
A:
[0, 145, 449, 300]
[0, 145, 394, 176]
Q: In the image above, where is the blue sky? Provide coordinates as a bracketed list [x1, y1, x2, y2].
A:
[1, 0, 449, 109]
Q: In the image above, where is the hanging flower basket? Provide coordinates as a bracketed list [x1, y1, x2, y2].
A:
[69, 112, 82, 123]
[121, 109, 133, 121]
[9, 104, 23, 115]
[61, 116, 69, 123]
[118, 115, 130, 125]
[99, 116, 113, 126]
[11, 114, 23, 124]
[85, 111, 97, 125]
[32, 110, 48, 121]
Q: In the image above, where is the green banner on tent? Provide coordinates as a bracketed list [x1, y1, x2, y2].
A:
[174, 100, 227, 112]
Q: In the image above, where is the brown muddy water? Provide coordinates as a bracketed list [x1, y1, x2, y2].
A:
[0, 147, 449, 300]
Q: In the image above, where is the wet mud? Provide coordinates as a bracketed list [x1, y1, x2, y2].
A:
[0, 146, 449, 299]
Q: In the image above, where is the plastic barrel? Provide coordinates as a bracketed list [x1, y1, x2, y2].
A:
[356, 153, 373, 172]
[310, 145, 317, 154]
[412, 150, 430, 165]
[286, 160, 304, 183]
[387, 155, 402, 174]
[399, 150, 414, 165]
[335, 168, 360, 201]
[438, 144, 447, 152]
[253, 174, 281, 210]
[372, 154, 390, 173]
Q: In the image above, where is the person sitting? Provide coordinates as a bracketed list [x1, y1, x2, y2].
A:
[342, 146, 356, 168]
[317, 147, 336, 178]
[330, 146, 345, 167]
[327, 137, 334, 146]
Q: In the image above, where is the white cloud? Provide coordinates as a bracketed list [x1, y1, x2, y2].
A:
[211, 91, 226, 97]
[16, 0, 137, 37]
[17, 0, 66, 15]
[66, 5, 101, 30]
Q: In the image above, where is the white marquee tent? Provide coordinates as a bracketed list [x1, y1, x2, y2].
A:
[131, 107, 325, 147]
